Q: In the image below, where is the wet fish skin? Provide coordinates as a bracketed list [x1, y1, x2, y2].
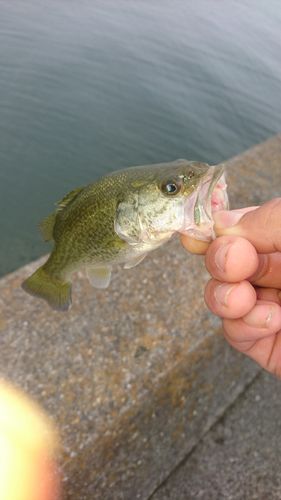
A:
[21, 160, 227, 311]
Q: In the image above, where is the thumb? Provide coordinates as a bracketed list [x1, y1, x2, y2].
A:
[213, 199, 281, 254]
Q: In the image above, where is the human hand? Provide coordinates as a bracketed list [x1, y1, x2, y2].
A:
[180, 199, 281, 378]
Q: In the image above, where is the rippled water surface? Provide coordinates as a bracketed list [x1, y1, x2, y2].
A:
[0, 0, 280, 276]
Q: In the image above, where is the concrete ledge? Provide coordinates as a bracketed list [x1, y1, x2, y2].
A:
[151, 370, 281, 500]
[1, 134, 281, 499]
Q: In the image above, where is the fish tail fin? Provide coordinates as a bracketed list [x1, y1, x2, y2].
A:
[22, 265, 72, 312]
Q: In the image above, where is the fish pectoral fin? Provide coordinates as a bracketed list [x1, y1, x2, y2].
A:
[86, 266, 112, 289]
[123, 253, 148, 269]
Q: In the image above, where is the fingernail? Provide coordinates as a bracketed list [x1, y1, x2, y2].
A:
[243, 304, 276, 328]
[213, 210, 245, 230]
[215, 283, 239, 307]
[215, 243, 232, 272]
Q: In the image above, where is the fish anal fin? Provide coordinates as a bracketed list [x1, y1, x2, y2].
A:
[123, 253, 148, 269]
[86, 266, 112, 289]
[37, 213, 57, 243]
[55, 186, 84, 210]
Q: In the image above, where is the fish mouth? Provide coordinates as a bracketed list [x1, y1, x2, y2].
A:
[181, 164, 229, 242]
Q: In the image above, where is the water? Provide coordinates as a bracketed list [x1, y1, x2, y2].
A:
[1, 0, 281, 277]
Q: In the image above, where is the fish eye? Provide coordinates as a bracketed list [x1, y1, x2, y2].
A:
[161, 178, 182, 197]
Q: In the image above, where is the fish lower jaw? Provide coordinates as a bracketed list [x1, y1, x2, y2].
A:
[180, 170, 229, 242]
[180, 220, 215, 242]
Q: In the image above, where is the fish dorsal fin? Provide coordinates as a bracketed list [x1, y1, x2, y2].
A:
[55, 186, 84, 211]
[38, 213, 57, 242]
[37, 186, 84, 243]
[123, 253, 148, 269]
[86, 266, 112, 289]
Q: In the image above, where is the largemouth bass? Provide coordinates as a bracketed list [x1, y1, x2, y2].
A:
[22, 160, 228, 311]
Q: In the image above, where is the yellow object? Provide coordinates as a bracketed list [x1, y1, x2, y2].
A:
[0, 379, 59, 500]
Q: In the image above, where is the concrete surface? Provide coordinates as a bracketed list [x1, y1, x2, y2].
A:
[1, 134, 281, 499]
[151, 370, 281, 500]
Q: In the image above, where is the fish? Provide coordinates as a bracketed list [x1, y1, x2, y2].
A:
[22, 159, 228, 311]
